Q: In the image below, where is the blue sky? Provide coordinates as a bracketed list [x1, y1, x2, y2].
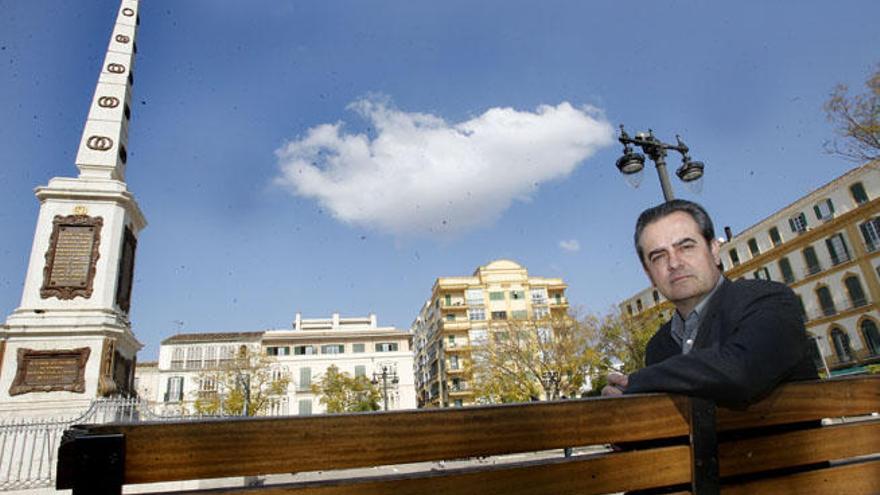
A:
[1, 1, 878, 360]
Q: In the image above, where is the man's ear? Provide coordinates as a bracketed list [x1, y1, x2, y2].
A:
[710, 237, 722, 266]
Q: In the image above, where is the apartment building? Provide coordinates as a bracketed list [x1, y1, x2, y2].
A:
[137, 313, 415, 415]
[412, 259, 568, 408]
[621, 162, 880, 374]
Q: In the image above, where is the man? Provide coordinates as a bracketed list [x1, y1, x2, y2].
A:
[603, 200, 817, 408]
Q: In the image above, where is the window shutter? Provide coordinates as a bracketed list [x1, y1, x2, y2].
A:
[789, 218, 796, 232]
[827, 199, 835, 214]
[813, 205, 821, 219]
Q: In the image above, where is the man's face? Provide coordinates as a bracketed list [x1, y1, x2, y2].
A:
[638, 211, 722, 314]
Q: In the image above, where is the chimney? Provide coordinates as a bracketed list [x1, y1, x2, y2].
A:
[724, 226, 733, 241]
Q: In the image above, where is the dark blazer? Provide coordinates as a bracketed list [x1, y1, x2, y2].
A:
[626, 278, 818, 408]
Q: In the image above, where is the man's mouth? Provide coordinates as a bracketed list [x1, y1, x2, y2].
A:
[670, 275, 692, 284]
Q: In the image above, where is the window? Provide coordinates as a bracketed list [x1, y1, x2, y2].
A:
[355, 365, 366, 377]
[199, 376, 216, 392]
[850, 182, 869, 205]
[534, 307, 549, 319]
[753, 267, 771, 280]
[530, 288, 547, 304]
[860, 218, 880, 252]
[444, 294, 452, 306]
[554, 293, 563, 304]
[789, 212, 808, 234]
[795, 295, 807, 322]
[636, 299, 643, 312]
[204, 346, 218, 368]
[803, 246, 821, 275]
[729, 248, 740, 266]
[469, 328, 487, 344]
[266, 346, 290, 356]
[294, 345, 317, 355]
[844, 275, 867, 307]
[825, 233, 851, 265]
[511, 310, 528, 319]
[816, 286, 837, 317]
[352, 343, 365, 353]
[510, 290, 525, 300]
[298, 399, 312, 416]
[448, 335, 455, 346]
[769, 226, 782, 247]
[652, 290, 659, 303]
[489, 291, 505, 301]
[466, 289, 484, 305]
[778, 257, 796, 284]
[171, 348, 185, 370]
[747, 238, 760, 257]
[299, 368, 311, 390]
[449, 355, 460, 370]
[813, 198, 835, 221]
[491, 310, 507, 320]
[626, 304, 633, 316]
[469, 308, 485, 321]
[445, 313, 455, 321]
[186, 346, 202, 370]
[862, 320, 880, 356]
[376, 342, 398, 352]
[165, 376, 183, 403]
[831, 328, 853, 362]
[321, 344, 344, 354]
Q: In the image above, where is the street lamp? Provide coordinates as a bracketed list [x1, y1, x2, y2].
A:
[615, 125, 706, 202]
[372, 366, 399, 411]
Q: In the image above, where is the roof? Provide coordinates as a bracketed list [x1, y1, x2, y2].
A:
[161, 331, 265, 344]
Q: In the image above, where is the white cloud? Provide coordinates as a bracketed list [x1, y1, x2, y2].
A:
[559, 239, 581, 252]
[275, 97, 614, 237]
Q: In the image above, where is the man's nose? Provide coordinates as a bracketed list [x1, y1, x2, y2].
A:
[668, 251, 684, 269]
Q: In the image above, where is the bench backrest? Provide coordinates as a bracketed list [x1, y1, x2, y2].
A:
[56, 376, 880, 494]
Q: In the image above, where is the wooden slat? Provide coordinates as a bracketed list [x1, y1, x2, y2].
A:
[721, 459, 880, 495]
[720, 420, 880, 477]
[82, 394, 691, 484]
[138, 446, 691, 495]
[717, 376, 880, 431]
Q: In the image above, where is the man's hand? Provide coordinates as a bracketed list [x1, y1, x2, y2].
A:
[602, 372, 629, 396]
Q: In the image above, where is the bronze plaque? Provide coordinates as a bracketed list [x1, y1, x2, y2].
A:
[9, 348, 90, 395]
[115, 226, 137, 313]
[41, 215, 102, 300]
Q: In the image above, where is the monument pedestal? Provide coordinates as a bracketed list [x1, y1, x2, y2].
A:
[0, 177, 145, 419]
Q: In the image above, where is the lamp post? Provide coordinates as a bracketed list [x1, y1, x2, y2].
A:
[372, 366, 399, 411]
[615, 125, 706, 202]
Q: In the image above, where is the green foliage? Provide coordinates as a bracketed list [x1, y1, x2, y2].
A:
[595, 308, 664, 375]
[311, 365, 382, 413]
[192, 346, 290, 416]
[824, 64, 880, 162]
[469, 314, 601, 404]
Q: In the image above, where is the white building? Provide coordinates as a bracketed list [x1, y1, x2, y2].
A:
[621, 162, 880, 374]
[139, 313, 416, 416]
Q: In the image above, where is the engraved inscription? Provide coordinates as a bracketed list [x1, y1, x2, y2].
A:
[122, 7, 135, 16]
[41, 215, 102, 300]
[9, 348, 90, 395]
[115, 34, 131, 44]
[107, 63, 126, 74]
[115, 226, 137, 313]
[98, 96, 120, 108]
[48, 226, 94, 287]
[87, 135, 114, 151]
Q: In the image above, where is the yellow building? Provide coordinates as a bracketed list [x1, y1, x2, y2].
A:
[411, 259, 568, 408]
[622, 162, 880, 374]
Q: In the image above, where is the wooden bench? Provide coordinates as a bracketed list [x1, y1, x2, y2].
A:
[56, 376, 879, 494]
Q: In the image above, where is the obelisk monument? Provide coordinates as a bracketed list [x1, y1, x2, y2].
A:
[0, 0, 146, 418]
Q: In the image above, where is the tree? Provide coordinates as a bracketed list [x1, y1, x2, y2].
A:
[596, 308, 665, 375]
[192, 346, 290, 416]
[311, 365, 382, 413]
[824, 64, 880, 162]
[469, 315, 601, 404]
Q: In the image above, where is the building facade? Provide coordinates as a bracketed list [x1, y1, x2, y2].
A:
[412, 259, 568, 408]
[137, 313, 416, 415]
[621, 163, 880, 374]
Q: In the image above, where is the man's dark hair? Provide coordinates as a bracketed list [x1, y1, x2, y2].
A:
[634, 199, 716, 264]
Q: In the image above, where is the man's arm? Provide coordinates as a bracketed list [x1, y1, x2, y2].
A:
[624, 284, 811, 408]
